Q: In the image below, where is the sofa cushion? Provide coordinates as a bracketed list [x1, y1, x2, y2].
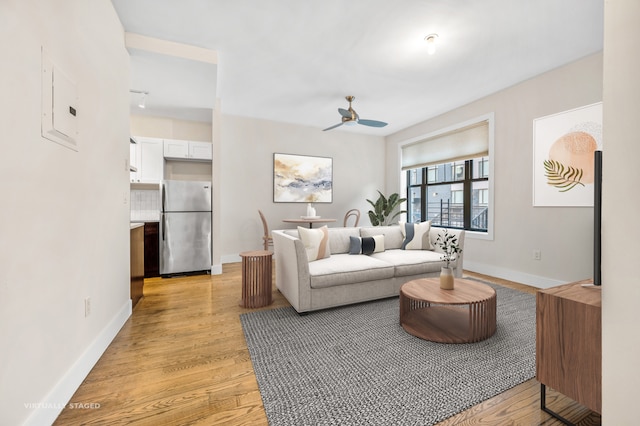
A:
[370, 249, 453, 277]
[400, 221, 434, 250]
[298, 226, 330, 261]
[308, 253, 395, 288]
[282, 229, 299, 238]
[360, 226, 404, 249]
[327, 227, 361, 254]
[349, 235, 384, 255]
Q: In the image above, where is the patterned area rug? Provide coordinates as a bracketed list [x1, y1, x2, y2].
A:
[240, 279, 536, 425]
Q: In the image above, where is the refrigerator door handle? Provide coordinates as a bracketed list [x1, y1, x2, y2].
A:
[161, 184, 166, 211]
[162, 214, 166, 241]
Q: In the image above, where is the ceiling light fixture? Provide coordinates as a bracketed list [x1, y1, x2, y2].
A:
[129, 89, 149, 109]
[424, 34, 439, 55]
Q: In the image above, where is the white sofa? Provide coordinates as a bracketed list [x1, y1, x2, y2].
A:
[272, 225, 465, 313]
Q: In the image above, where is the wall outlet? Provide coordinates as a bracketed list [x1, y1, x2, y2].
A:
[533, 249, 541, 261]
[84, 297, 91, 317]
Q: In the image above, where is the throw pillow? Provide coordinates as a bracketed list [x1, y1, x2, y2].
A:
[298, 226, 330, 261]
[400, 221, 433, 250]
[349, 235, 385, 255]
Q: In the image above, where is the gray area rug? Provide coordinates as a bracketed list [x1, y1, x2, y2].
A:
[240, 279, 536, 425]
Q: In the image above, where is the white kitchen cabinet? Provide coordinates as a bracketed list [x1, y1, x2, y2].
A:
[163, 139, 189, 159]
[188, 141, 212, 160]
[163, 139, 212, 161]
[130, 137, 164, 183]
[130, 142, 139, 180]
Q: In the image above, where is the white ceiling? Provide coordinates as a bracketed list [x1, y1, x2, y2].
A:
[112, 0, 603, 136]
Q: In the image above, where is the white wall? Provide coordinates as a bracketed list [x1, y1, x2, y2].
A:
[386, 53, 603, 288]
[217, 115, 385, 264]
[130, 114, 212, 141]
[0, 1, 131, 425]
[602, 0, 640, 422]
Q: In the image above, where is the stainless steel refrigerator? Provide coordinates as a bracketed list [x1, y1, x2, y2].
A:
[160, 180, 212, 276]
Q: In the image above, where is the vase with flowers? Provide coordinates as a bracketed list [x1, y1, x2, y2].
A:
[435, 230, 462, 290]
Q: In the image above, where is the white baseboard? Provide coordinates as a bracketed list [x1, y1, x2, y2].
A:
[25, 300, 132, 426]
[211, 263, 223, 275]
[464, 261, 567, 289]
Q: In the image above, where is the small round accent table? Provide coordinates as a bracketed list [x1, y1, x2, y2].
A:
[239, 250, 273, 308]
[399, 278, 496, 343]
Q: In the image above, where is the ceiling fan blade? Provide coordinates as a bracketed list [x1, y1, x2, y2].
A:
[338, 108, 351, 118]
[357, 119, 388, 128]
[322, 122, 344, 131]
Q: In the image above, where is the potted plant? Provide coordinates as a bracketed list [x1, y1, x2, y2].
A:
[366, 190, 407, 226]
[435, 230, 462, 290]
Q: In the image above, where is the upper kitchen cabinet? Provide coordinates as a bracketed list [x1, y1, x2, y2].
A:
[188, 141, 213, 160]
[130, 137, 164, 183]
[164, 139, 212, 161]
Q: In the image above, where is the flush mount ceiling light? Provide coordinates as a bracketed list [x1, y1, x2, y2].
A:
[424, 33, 439, 55]
[129, 89, 149, 109]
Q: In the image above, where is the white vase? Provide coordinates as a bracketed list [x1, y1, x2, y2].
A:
[306, 203, 316, 217]
[440, 266, 454, 290]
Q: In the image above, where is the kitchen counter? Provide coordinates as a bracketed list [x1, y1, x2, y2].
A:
[130, 223, 145, 229]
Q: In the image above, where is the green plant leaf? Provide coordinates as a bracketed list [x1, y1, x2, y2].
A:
[366, 190, 406, 226]
[543, 159, 585, 192]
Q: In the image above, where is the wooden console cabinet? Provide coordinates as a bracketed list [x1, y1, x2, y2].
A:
[536, 280, 602, 419]
[130, 225, 145, 308]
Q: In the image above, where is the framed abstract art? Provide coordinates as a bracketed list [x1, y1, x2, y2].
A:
[273, 153, 333, 203]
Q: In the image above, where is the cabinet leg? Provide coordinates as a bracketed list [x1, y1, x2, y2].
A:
[540, 384, 576, 426]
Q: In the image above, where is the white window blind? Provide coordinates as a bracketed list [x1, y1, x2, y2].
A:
[401, 120, 489, 170]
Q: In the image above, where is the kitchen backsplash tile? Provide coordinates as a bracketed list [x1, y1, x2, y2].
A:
[131, 189, 160, 221]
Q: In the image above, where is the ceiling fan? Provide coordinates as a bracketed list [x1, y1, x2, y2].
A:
[323, 96, 388, 131]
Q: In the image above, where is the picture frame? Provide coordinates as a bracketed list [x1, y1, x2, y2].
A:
[273, 153, 333, 203]
[532, 102, 603, 207]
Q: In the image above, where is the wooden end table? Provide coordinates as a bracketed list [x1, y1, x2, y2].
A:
[399, 278, 496, 343]
[239, 250, 273, 308]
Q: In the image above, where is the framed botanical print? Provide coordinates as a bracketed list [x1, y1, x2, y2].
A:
[533, 102, 603, 206]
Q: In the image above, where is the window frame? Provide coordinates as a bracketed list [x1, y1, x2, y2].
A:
[398, 113, 495, 241]
[406, 157, 488, 232]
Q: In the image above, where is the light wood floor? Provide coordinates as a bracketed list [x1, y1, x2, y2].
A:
[54, 266, 601, 425]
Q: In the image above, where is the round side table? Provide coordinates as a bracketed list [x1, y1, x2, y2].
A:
[399, 278, 496, 343]
[239, 250, 273, 308]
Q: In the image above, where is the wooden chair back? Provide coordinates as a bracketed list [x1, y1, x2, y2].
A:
[343, 209, 361, 227]
[258, 210, 273, 251]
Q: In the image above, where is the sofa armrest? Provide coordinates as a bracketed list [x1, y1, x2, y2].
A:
[429, 227, 466, 278]
[272, 230, 312, 312]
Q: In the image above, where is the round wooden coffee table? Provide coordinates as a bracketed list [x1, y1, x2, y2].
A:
[399, 278, 496, 343]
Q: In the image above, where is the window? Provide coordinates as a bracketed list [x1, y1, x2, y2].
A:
[406, 157, 489, 231]
[401, 116, 493, 235]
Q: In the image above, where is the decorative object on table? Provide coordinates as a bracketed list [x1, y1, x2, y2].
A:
[436, 229, 462, 290]
[273, 153, 332, 203]
[241, 279, 535, 426]
[533, 102, 602, 206]
[305, 202, 317, 218]
[343, 208, 360, 227]
[366, 190, 407, 226]
[322, 95, 388, 131]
